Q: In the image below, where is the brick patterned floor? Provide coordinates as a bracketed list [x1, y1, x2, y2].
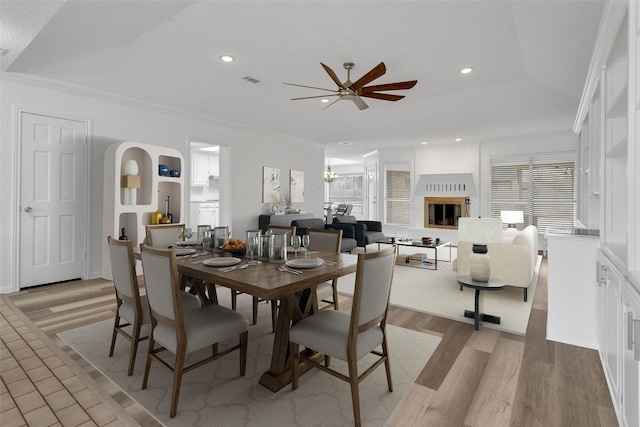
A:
[0, 298, 129, 427]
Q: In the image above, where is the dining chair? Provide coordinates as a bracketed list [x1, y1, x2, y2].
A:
[106, 237, 201, 376]
[139, 244, 249, 418]
[229, 225, 297, 330]
[334, 203, 348, 215]
[305, 227, 342, 311]
[289, 246, 396, 427]
[145, 224, 186, 247]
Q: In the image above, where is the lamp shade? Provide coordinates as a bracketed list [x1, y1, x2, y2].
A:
[500, 210, 524, 226]
[458, 218, 503, 244]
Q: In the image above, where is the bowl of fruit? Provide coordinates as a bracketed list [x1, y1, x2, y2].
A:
[220, 238, 247, 255]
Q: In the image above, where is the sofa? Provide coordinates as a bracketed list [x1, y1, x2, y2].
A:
[291, 218, 358, 253]
[454, 225, 539, 301]
[332, 215, 385, 252]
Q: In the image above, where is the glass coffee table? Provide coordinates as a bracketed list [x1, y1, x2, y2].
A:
[379, 238, 451, 270]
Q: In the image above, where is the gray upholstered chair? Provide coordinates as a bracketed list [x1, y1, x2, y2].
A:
[139, 244, 249, 418]
[289, 246, 396, 427]
[333, 215, 385, 252]
[305, 227, 342, 311]
[106, 237, 201, 376]
[145, 224, 186, 246]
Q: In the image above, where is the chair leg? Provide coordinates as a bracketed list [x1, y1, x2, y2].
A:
[290, 342, 299, 389]
[239, 331, 248, 376]
[382, 336, 393, 392]
[141, 334, 155, 390]
[108, 315, 120, 357]
[332, 279, 339, 310]
[252, 297, 259, 325]
[170, 347, 187, 418]
[347, 358, 362, 427]
[524, 288, 528, 302]
[127, 320, 142, 376]
[231, 289, 237, 310]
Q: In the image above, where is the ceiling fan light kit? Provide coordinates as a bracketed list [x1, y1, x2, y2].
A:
[285, 61, 417, 110]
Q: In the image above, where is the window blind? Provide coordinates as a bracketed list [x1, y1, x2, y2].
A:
[384, 164, 411, 226]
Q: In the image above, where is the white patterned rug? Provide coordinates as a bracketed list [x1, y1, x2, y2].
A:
[58, 293, 440, 427]
[341, 247, 542, 335]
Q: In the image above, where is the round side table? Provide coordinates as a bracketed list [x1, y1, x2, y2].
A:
[456, 275, 506, 330]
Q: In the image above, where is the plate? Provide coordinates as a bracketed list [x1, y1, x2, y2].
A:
[203, 257, 242, 267]
[175, 248, 196, 256]
[285, 258, 323, 269]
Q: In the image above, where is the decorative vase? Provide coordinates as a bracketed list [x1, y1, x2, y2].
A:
[123, 160, 138, 175]
[469, 244, 490, 282]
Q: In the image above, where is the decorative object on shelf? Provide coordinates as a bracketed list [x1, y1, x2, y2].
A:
[289, 170, 304, 203]
[262, 166, 280, 203]
[161, 196, 172, 224]
[324, 162, 337, 183]
[500, 210, 524, 229]
[283, 192, 293, 214]
[121, 160, 140, 205]
[457, 218, 503, 282]
[169, 169, 180, 177]
[158, 164, 169, 176]
[118, 227, 128, 241]
[151, 191, 163, 225]
[271, 203, 280, 214]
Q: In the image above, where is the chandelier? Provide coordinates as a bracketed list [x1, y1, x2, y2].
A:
[324, 164, 338, 183]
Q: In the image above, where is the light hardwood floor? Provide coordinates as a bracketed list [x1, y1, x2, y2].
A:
[3, 257, 619, 426]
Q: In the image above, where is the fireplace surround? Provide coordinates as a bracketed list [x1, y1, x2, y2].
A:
[424, 197, 469, 229]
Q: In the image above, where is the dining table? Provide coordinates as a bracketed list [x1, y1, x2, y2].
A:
[137, 246, 358, 392]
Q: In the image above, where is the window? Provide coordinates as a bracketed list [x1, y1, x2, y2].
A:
[491, 154, 576, 233]
[384, 163, 411, 226]
[328, 175, 364, 215]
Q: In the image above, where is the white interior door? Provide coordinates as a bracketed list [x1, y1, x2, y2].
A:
[366, 163, 377, 220]
[20, 113, 87, 288]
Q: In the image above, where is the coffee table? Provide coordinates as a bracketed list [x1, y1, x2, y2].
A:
[379, 238, 451, 270]
[456, 275, 506, 330]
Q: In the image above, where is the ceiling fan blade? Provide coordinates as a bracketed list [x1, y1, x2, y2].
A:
[353, 96, 369, 110]
[360, 92, 405, 101]
[322, 97, 342, 110]
[284, 82, 338, 92]
[291, 94, 339, 100]
[361, 80, 418, 93]
[321, 63, 347, 89]
[351, 62, 386, 91]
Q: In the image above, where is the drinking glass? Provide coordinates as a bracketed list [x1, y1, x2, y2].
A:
[291, 235, 301, 257]
[302, 234, 310, 257]
[184, 228, 193, 242]
[270, 233, 287, 263]
[177, 229, 185, 243]
[201, 230, 211, 255]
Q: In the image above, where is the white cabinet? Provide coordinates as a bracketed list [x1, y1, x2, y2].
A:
[546, 233, 599, 348]
[191, 152, 209, 186]
[198, 203, 218, 227]
[603, 257, 623, 404]
[621, 281, 640, 427]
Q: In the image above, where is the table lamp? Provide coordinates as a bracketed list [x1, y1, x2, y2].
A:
[500, 210, 524, 229]
[458, 218, 503, 282]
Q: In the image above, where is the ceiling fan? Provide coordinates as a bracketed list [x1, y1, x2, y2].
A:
[284, 61, 417, 110]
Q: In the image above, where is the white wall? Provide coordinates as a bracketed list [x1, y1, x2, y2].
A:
[0, 74, 324, 293]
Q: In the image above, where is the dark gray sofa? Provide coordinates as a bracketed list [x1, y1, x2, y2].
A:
[332, 215, 384, 252]
[291, 218, 358, 253]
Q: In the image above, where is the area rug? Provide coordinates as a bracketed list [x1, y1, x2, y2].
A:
[57, 293, 440, 427]
[340, 247, 542, 335]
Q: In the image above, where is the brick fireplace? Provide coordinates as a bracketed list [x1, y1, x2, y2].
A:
[424, 196, 469, 229]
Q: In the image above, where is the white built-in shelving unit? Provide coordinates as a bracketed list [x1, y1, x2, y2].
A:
[101, 141, 184, 279]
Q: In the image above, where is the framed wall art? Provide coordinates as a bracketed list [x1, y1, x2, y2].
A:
[262, 166, 280, 203]
[289, 170, 304, 203]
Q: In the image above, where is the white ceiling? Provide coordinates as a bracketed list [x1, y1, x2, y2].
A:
[0, 0, 604, 162]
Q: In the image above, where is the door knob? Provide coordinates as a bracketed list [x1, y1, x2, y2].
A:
[24, 206, 32, 213]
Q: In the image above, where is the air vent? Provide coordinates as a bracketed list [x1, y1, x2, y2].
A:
[242, 76, 265, 85]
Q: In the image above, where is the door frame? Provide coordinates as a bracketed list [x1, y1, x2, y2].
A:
[13, 107, 92, 292]
[366, 162, 377, 221]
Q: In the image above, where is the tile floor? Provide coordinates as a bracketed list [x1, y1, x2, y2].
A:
[0, 298, 128, 427]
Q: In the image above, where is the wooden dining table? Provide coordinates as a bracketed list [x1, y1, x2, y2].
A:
[141, 248, 358, 392]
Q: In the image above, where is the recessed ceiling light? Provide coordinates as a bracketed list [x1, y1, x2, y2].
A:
[459, 67, 474, 74]
[338, 141, 353, 146]
[220, 55, 235, 63]
[455, 137, 462, 142]
[421, 141, 428, 145]
[321, 99, 329, 103]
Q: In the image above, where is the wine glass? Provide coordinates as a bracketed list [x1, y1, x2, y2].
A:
[177, 229, 185, 244]
[247, 236, 260, 265]
[302, 234, 310, 258]
[184, 228, 193, 243]
[201, 230, 211, 255]
[290, 235, 301, 257]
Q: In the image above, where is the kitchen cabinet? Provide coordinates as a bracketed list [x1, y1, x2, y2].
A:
[192, 152, 209, 186]
[621, 281, 640, 427]
[198, 202, 218, 227]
